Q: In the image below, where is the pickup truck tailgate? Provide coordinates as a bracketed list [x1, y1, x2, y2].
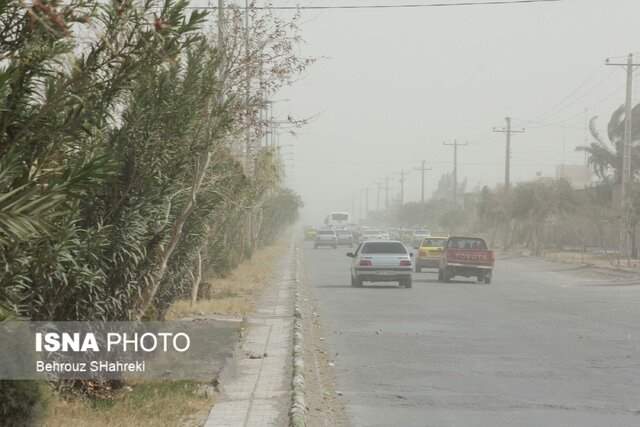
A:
[446, 249, 494, 266]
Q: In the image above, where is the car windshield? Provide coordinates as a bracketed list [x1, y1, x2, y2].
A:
[361, 242, 407, 254]
[448, 238, 487, 250]
[422, 239, 446, 248]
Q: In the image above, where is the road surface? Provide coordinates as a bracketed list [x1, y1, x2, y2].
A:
[303, 242, 640, 427]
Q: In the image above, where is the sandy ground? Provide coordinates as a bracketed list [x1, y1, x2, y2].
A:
[299, 258, 351, 427]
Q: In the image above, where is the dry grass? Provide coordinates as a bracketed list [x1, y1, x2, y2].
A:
[167, 237, 290, 319]
[41, 381, 214, 427]
[545, 250, 628, 267]
[40, 237, 290, 427]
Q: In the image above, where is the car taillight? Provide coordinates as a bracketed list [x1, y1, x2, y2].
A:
[400, 260, 411, 266]
[359, 260, 372, 266]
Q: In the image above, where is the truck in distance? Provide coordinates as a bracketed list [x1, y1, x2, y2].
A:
[438, 236, 494, 284]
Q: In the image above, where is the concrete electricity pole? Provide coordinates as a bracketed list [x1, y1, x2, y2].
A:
[384, 176, 390, 210]
[364, 187, 369, 219]
[398, 169, 408, 206]
[606, 53, 640, 258]
[217, 0, 225, 99]
[443, 140, 468, 205]
[414, 160, 432, 204]
[493, 117, 525, 191]
[606, 54, 640, 209]
[375, 182, 383, 210]
[351, 194, 355, 220]
[243, 0, 253, 174]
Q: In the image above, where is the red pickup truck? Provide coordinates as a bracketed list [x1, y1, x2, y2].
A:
[438, 236, 494, 284]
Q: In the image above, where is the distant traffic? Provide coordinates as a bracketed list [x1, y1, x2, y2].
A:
[303, 214, 495, 288]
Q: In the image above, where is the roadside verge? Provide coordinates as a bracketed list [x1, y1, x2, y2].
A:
[204, 239, 298, 426]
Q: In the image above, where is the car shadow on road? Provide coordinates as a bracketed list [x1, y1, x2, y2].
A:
[413, 278, 439, 283]
[414, 277, 485, 285]
[316, 284, 405, 289]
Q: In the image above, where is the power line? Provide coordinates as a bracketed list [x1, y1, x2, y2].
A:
[187, 0, 562, 10]
[533, 68, 612, 124]
[515, 71, 640, 130]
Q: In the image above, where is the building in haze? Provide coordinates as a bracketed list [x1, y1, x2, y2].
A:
[555, 165, 593, 189]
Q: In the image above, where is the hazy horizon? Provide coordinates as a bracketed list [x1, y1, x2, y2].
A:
[269, 0, 640, 224]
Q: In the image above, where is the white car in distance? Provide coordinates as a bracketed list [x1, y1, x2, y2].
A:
[347, 240, 413, 288]
[314, 229, 338, 249]
[360, 229, 385, 242]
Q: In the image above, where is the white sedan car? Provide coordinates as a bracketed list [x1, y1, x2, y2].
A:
[347, 240, 413, 288]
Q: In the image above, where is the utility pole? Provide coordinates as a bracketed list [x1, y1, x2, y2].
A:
[414, 160, 432, 204]
[244, 0, 252, 174]
[606, 53, 640, 258]
[351, 195, 356, 222]
[443, 140, 468, 205]
[384, 176, 390, 210]
[398, 169, 408, 206]
[217, 0, 225, 101]
[493, 117, 525, 191]
[363, 187, 370, 220]
[375, 182, 383, 210]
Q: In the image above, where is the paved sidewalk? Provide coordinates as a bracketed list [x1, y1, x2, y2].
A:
[204, 246, 295, 427]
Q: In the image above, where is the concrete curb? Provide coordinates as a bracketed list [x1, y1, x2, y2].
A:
[290, 243, 307, 427]
[503, 250, 640, 276]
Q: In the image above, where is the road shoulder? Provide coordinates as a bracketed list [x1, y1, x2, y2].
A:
[297, 244, 350, 427]
[204, 242, 296, 427]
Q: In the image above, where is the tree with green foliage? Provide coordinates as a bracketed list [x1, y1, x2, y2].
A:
[0, 0, 308, 418]
[577, 103, 640, 257]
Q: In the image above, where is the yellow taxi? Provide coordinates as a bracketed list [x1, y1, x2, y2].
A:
[304, 227, 317, 241]
[415, 236, 448, 272]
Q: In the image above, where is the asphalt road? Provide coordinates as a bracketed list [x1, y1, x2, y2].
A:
[303, 242, 640, 427]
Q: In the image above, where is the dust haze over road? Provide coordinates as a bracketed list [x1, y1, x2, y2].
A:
[273, 0, 640, 223]
[303, 244, 640, 427]
[272, 1, 640, 426]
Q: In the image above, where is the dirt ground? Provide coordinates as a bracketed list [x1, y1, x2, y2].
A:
[41, 238, 290, 427]
[299, 261, 351, 427]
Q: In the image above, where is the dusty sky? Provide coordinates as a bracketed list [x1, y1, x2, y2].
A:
[271, 0, 640, 224]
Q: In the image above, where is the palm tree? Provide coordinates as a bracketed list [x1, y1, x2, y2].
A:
[576, 104, 640, 182]
[577, 103, 640, 257]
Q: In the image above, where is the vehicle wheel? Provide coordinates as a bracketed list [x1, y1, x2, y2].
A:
[443, 268, 452, 283]
[415, 264, 421, 273]
[313, 245, 318, 249]
[437, 269, 443, 282]
[333, 245, 337, 249]
[404, 277, 413, 288]
[484, 275, 492, 285]
[477, 275, 483, 283]
[351, 275, 362, 287]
